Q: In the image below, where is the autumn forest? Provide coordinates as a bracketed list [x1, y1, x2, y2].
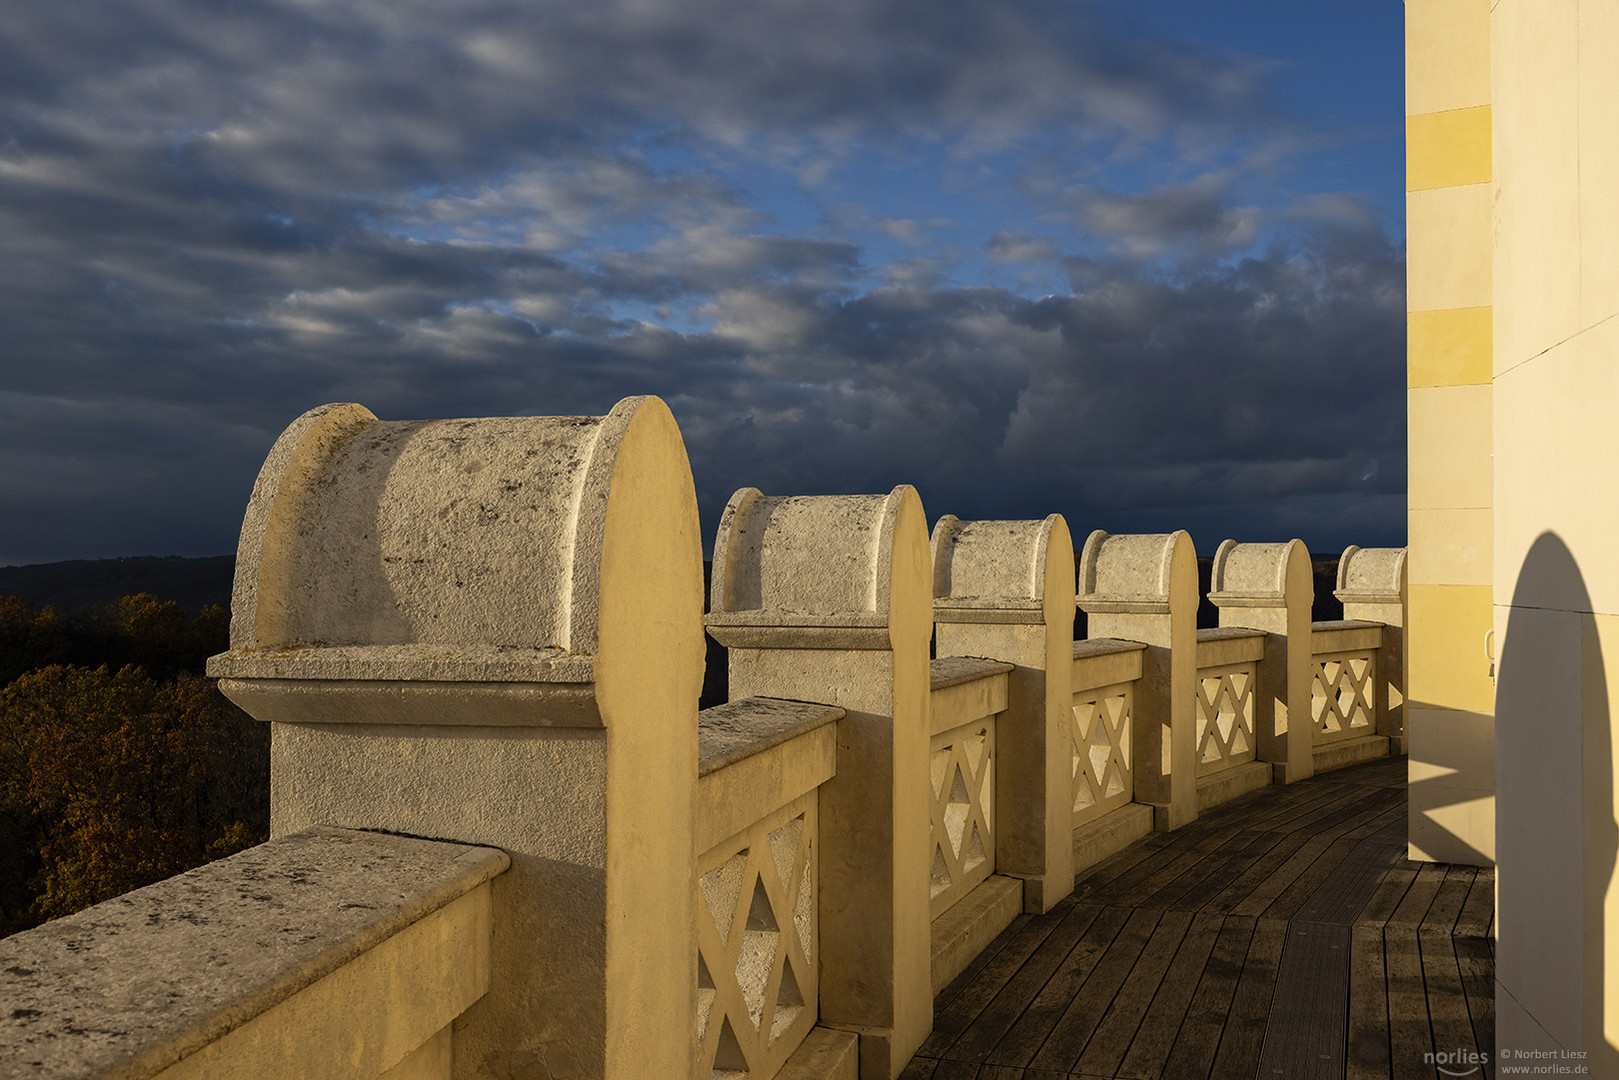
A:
[0, 594, 267, 936]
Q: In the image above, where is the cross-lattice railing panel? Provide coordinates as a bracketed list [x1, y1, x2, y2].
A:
[929, 717, 995, 919]
[1071, 682, 1133, 828]
[1313, 649, 1377, 743]
[1196, 661, 1257, 776]
[696, 791, 817, 1080]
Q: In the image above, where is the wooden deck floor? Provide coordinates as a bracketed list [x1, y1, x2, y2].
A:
[904, 755, 1495, 1080]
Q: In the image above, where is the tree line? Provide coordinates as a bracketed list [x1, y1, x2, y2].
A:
[0, 595, 267, 936]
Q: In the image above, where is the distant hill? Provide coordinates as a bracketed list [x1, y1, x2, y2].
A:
[0, 556, 235, 614]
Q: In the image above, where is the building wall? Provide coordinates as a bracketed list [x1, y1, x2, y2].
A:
[1479, 0, 1619, 1062]
[1405, 0, 1496, 867]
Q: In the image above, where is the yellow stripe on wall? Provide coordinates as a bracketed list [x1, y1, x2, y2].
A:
[1409, 306, 1492, 387]
[1407, 105, 1492, 191]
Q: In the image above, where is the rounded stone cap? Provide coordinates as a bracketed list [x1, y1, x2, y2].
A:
[707, 485, 922, 648]
[1335, 545, 1407, 603]
[930, 515, 1071, 624]
[1076, 530, 1195, 615]
[208, 396, 693, 684]
[1207, 538, 1311, 608]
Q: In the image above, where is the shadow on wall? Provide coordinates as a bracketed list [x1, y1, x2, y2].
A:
[1495, 532, 1617, 1065]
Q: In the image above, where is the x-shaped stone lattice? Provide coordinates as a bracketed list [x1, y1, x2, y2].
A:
[696, 796, 816, 1079]
[1312, 651, 1375, 740]
[1196, 663, 1256, 776]
[929, 720, 994, 919]
[1071, 686, 1133, 827]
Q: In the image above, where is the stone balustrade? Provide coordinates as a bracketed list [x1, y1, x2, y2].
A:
[0, 396, 1409, 1080]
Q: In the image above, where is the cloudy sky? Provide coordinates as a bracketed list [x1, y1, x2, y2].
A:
[0, 0, 1405, 566]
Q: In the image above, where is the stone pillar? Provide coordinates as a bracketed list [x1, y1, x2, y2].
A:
[206, 397, 706, 1080]
[1208, 539, 1315, 785]
[1336, 546, 1409, 754]
[930, 514, 1075, 914]
[706, 486, 932, 1080]
[1076, 531, 1198, 831]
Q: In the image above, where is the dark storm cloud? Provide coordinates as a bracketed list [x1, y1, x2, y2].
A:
[670, 210, 1405, 545]
[0, 0, 1401, 564]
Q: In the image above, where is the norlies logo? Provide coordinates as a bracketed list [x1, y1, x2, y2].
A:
[1426, 1048, 1489, 1077]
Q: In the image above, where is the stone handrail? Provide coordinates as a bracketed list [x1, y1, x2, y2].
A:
[693, 697, 843, 1079]
[926, 658, 1011, 921]
[1309, 621, 1384, 748]
[1332, 546, 1408, 754]
[1070, 639, 1147, 837]
[0, 828, 507, 1080]
[1193, 626, 1264, 780]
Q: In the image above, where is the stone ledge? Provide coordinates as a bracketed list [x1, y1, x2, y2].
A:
[1073, 803, 1154, 877]
[0, 827, 508, 1080]
[1314, 733, 1391, 774]
[1197, 761, 1273, 811]
[776, 1026, 860, 1080]
[1071, 637, 1149, 661]
[929, 875, 1023, 995]
[929, 656, 1015, 692]
[697, 696, 845, 777]
[1195, 627, 1267, 668]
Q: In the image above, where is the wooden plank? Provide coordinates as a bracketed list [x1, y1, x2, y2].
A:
[984, 906, 1139, 1068]
[974, 1066, 1028, 1080]
[1340, 796, 1409, 840]
[1071, 909, 1194, 1077]
[896, 1054, 939, 1079]
[1248, 795, 1403, 911]
[1338, 755, 1409, 789]
[1280, 787, 1401, 838]
[1356, 866, 1416, 927]
[1158, 915, 1257, 1078]
[1386, 863, 1447, 930]
[1256, 834, 1361, 921]
[1384, 928, 1433, 1080]
[1114, 911, 1225, 1080]
[1078, 835, 1214, 907]
[1238, 779, 1362, 833]
[926, 906, 1067, 1054]
[1204, 830, 1312, 914]
[1194, 778, 1337, 840]
[1071, 832, 1179, 901]
[1168, 830, 1290, 913]
[1119, 829, 1256, 909]
[1229, 832, 1342, 917]
[1026, 907, 1165, 1072]
[934, 903, 1107, 1062]
[927, 1060, 977, 1080]
[1273, 786, 1384, 835]
[1208, 916, 1288, 1080]
[1420, 866, 1476, 935]
[934, 913, 1033, 1016]
[1420, 930, 1483, 1077]
[1454, 935, 1496, 1076]
[1346, 925, 1392, 1080]
[1453, 868, 1495, 939]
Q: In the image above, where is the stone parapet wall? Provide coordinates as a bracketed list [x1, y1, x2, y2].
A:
[0, 397, 1407, 1080]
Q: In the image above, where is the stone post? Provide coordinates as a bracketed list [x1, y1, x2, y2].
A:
[706, 486, 932, 1080]
[206, 397, 706, 1080]
[1336, 546, 1409, 754]
[1207, 539, 1315, 785]
[1076, 531, 1199, 831]
[930, 514, 1075, 914]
